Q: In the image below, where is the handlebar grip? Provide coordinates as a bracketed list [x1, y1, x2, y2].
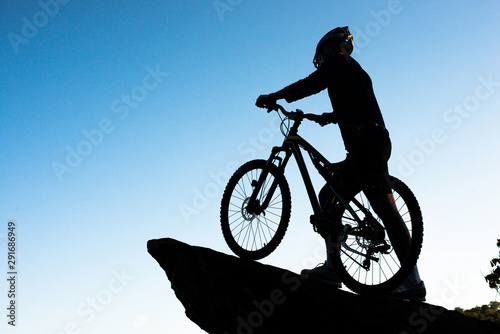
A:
[258, 103, 334, 124]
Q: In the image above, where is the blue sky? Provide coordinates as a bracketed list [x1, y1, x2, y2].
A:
[1, 1, 500, 333]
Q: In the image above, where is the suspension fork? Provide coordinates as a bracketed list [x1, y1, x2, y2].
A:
[247, 147, 291, 215]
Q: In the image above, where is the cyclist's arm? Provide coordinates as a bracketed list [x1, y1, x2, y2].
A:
[282, 67, 329, 103]
[257, 67, 329, 108]
[268, 89, 285, 102]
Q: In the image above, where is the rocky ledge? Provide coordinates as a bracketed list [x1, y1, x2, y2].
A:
[148, 238, 500, 334]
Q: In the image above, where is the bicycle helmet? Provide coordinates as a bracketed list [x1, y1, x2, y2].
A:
[313, 26, 353, 68]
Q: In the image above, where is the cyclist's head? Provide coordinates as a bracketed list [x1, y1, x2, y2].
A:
[313, 26, 354, 68]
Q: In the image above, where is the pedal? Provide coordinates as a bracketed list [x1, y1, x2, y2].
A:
[372, 242, 391, 254]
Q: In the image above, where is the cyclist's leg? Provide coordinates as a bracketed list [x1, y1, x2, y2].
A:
[352, 129, 423, 287]
[351, 126, 412, 261]
[321, 158, 355, 271]
[363, 177, 411, 261]
[366, 184, 423, 287]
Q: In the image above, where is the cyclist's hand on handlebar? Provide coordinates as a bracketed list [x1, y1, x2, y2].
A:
[305, 112, 338, 127]
[323, 112, 338, 124]
[256, 94, 277, 112]
[306, 114, 328, 127]
[319, 112, 338, 126]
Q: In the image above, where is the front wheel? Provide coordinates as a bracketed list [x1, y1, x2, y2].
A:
[328, 175, 424, 295]
[220, 159, 291, 260]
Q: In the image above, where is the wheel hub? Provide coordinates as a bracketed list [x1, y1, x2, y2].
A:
[242, 198, 257, 221]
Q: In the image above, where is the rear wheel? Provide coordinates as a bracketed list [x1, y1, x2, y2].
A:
[220, 160, 291, 260]
[329, 176, 423, 295]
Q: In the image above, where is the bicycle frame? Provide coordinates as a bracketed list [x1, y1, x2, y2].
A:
[274, 133, 331, 215]
[248, 112, 354, 221]
[241, 107, 404, 267]
[260, 117, 384, 264]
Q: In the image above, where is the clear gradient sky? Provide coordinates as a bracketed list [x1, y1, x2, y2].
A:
[2, 1, 500, 333]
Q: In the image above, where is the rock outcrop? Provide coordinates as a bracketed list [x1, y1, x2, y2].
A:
[148, 238, 500, 334]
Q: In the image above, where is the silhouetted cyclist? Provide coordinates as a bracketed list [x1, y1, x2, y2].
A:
[256, 26, 425, 300]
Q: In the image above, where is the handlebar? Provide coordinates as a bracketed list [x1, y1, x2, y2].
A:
[263, 103, 335, 125]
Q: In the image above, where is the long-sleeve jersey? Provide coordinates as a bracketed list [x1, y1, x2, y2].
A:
[282, 54, 387, 151]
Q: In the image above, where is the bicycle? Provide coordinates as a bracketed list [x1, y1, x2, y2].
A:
[220, 104, 423, 295]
